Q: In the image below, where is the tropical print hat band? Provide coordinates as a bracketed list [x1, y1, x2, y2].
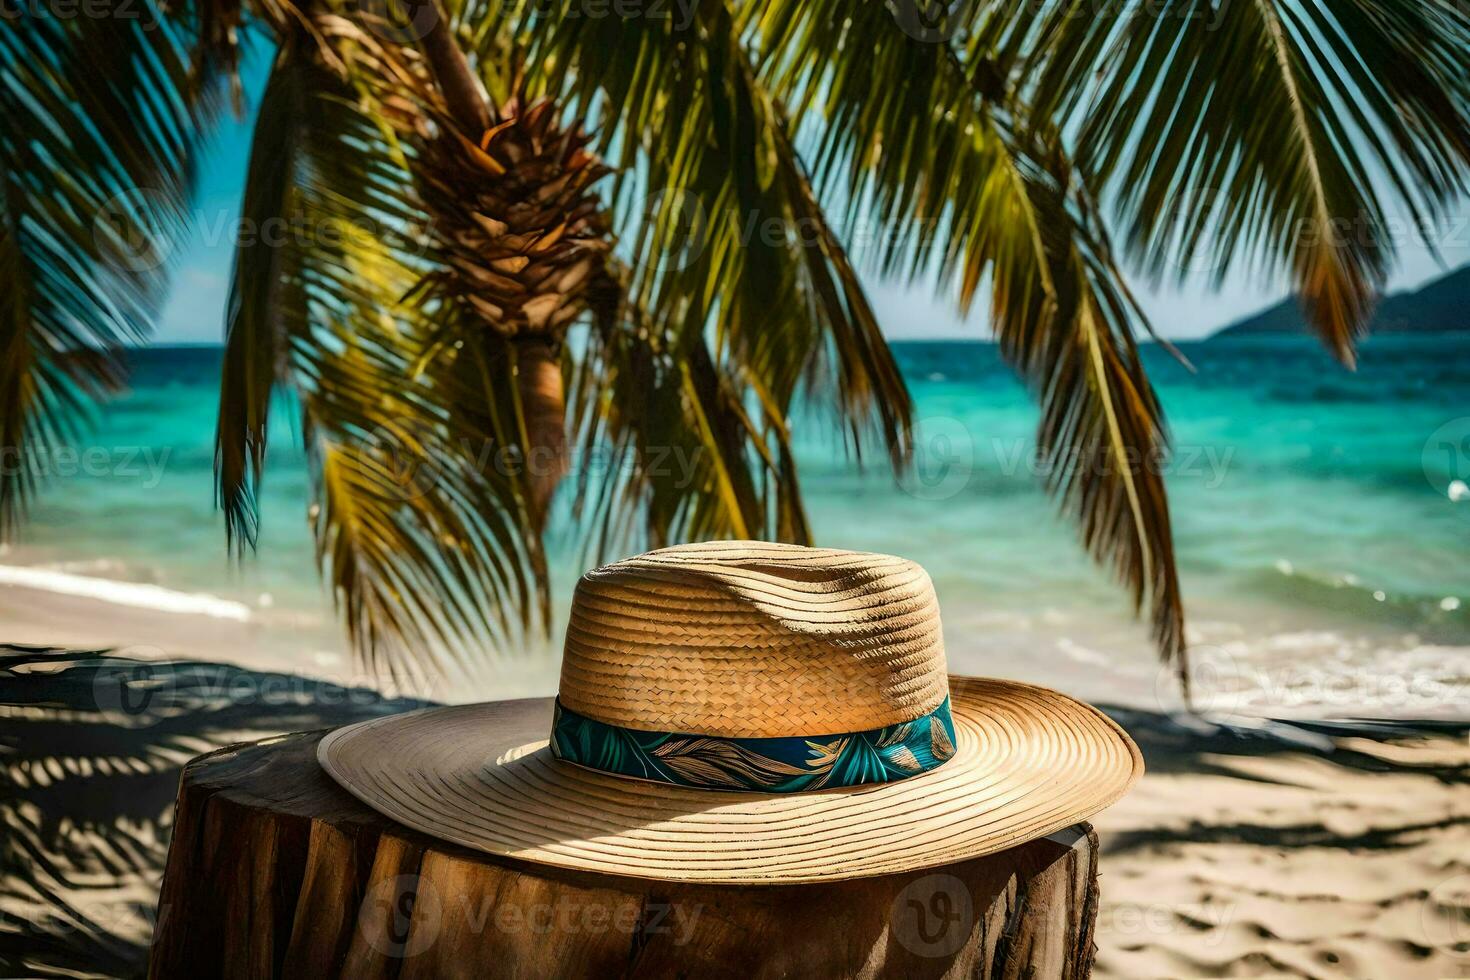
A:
[549, 696, 957, 792]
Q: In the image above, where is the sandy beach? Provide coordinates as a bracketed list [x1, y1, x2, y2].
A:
[2, 589, 1467, 978]
[1093, 710, 1470, 978]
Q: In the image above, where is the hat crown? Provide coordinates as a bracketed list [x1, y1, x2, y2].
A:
[558, 541, 948, 738]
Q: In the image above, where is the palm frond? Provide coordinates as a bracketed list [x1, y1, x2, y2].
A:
[501, 0, 915, 471]
[744, 0, 1187, 675]
[215, 37, 313, 553]
[0, 12, 214, 537]
[565, 266, 811, 570]
[982, 0, 1470, 365]
[214, 23, 551, 675]
[303, 331, 550, 680]
[1007, 144, 1187, 680]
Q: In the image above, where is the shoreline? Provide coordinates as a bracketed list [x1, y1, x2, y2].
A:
[0, 563, 252, 621]
[0, 578, 314, 672]
[0, 580, 563, 705]
[3, 572, 1466, 723]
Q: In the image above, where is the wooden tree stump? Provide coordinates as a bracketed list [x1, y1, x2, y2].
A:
[150, 731, 1101, 979]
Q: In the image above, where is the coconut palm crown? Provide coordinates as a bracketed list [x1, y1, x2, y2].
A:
[3, 0, 1469, 690]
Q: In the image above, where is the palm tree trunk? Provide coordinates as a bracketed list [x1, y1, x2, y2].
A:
[417, 13, 490, 132]
[412, 8, 571, 523]
[516, 337, 568, 522]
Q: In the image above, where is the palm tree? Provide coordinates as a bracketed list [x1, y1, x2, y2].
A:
[3, 1, 1468, 691]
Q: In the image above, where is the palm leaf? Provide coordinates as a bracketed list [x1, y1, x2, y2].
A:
[0, 12, 214, 537]
[651, 736, 809, 789]
[747, 0, 1188, 678]
[564, 263, 814, 571]
[929, 715, 955, 760]
[501, 0, 915, 471]
[214, 24, 549, 676]
[984, 0, 1470, 364]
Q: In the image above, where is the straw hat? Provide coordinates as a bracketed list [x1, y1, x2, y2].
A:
[319, 541, 1142, 884]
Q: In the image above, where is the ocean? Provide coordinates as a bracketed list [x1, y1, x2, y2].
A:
[4, 337, 1467, 718]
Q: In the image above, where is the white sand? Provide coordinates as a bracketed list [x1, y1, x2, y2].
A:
[3, 582, 1468, 978]
[1094, 713, 1470, 978]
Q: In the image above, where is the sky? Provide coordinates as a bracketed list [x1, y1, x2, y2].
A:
[154, 49, 1470, 345]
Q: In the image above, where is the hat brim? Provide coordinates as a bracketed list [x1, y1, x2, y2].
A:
[317, 676, 1142, 884]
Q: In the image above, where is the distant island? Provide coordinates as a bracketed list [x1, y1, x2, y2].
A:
[1214, 264, 1470, 337]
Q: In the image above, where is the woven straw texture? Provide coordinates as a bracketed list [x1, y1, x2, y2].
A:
[560, 541, 948, 737]
[318, 677, 1144, 883]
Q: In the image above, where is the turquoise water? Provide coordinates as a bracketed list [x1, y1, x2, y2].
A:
[5, 337, 1468, 716]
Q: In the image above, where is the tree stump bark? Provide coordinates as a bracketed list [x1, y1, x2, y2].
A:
[150, 731, 1101, 979]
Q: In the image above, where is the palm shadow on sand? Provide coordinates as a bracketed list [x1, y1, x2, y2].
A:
[3, 644, 1467, 978]
[0, 644, 432, 979]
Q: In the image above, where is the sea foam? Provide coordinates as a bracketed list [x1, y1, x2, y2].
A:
[0, 564, 252, 621]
